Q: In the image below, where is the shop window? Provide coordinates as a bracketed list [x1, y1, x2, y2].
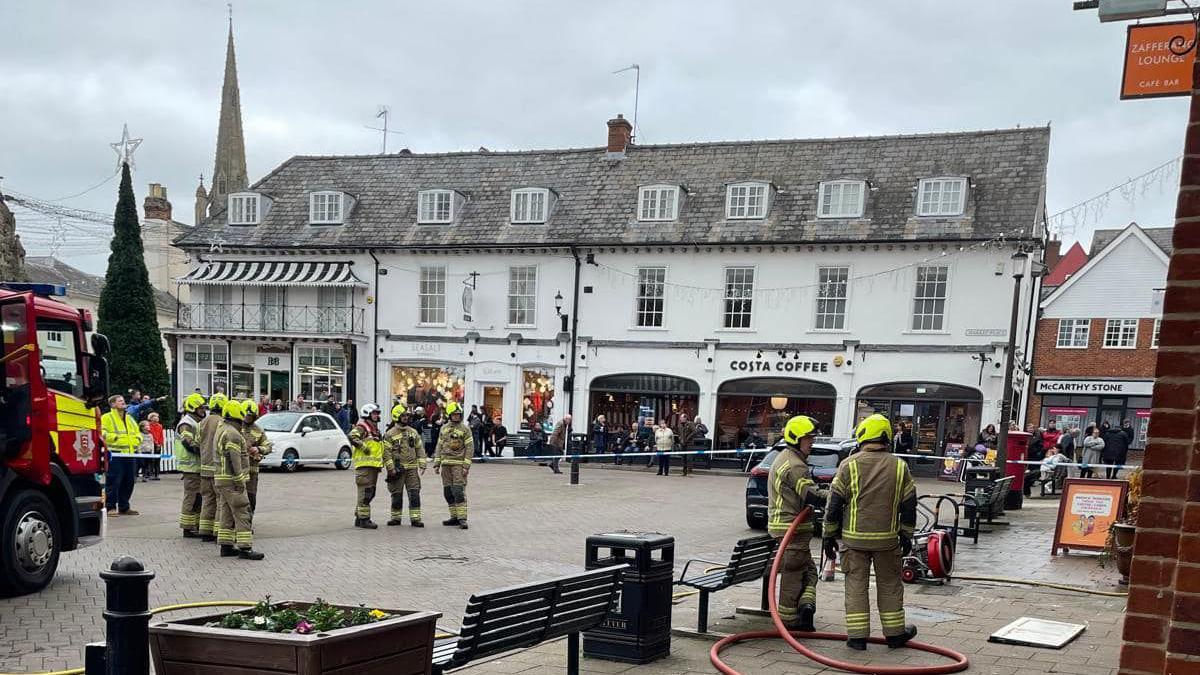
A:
[722, 266, 754, 329]
[522, 368, 555, 430]
[715, 377, 837, 449]
[297, 345, 346, 404]
[392, 365, 465, 415]
[180, 343, 229, 396]
[588, 373, 701, 433]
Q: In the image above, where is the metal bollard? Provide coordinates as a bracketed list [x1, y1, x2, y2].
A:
[89, 556, 155, 675]
[570, 458, 580, 485]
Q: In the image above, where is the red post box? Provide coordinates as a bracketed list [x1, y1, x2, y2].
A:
[1002, 431, 1030, 510]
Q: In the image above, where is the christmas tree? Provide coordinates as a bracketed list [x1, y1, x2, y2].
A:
[97, 163, 171, 410]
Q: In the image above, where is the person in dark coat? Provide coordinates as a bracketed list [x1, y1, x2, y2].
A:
[1023, 427, 1046, 496]
[1101, 421, 1129, 479]
[613, 424, 632, 465]
[592, 415, 609, 455]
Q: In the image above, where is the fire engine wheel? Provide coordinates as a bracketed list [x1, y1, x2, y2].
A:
[0, 489, 61, 597]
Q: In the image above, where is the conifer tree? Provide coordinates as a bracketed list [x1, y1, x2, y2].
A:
[97, 163, 171, 410]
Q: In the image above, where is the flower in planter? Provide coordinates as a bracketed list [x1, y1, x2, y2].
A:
[368, 609, 388, 621]
[253, 616, 267, 627]
[294, 620, 314, 635]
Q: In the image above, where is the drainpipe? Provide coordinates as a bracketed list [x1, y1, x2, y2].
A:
[566, 247, 582, 420]
[368, 251, 381, 405]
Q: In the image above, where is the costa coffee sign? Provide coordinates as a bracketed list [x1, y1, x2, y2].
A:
[729, 359, 831, 374]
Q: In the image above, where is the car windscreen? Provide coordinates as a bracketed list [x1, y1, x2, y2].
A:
[258, 412, 302, 432]
[754, 450, 780, 470]
[807, 452, 839, 468]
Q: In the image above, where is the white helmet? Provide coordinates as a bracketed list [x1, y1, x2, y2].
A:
[360, 403, 381, 417]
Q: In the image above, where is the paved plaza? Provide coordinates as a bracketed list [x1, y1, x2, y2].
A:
[1, 462, 1127, 674]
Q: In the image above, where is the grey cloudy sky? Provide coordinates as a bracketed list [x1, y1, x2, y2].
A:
[1, 0, 1187, 275]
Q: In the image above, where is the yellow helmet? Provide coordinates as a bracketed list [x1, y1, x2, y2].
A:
[241, 399, 258, 419]
[223, 397, 246, 421]
[855, 414, 894, 446]
[207, 393, 228, 414]
[782, 415, 817, 446]
[391, 403, 407, 421]
[183, 392, 206, 413]
[444, 401, 462, 417]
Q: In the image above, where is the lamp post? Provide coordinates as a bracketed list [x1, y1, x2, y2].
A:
[995, 251, 1027, 473]
[556, 285, 582, 485]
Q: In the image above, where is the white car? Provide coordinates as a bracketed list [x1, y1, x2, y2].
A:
[256, 411, 353, 472]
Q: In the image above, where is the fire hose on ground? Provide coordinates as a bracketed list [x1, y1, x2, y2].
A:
[709, 507, 971, 675]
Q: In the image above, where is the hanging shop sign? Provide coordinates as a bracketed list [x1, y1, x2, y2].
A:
[1035, 379, 1154, 396]
[1052, 479, 1129, 556]
[729, 359, 831, 374]
[1121, 20, 1194, 100]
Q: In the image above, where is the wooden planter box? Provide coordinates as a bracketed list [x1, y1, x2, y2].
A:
[149, 603, 441, 675]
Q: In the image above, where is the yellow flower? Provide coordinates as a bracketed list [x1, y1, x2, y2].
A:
[368, 609, 388, 620]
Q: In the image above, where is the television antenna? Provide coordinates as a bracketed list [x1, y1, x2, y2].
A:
[364, 105, 404, 154]
[612, 64, 640, 140]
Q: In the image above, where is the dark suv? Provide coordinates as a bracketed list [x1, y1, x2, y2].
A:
[744, 437, 852, 530]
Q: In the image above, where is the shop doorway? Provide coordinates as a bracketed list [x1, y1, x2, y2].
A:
[257, 370, 290, 407]
[482, 384, 505, 422]
[856, 382, 982, 455]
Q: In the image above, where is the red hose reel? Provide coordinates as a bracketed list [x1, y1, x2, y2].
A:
[902, 530, 954, 584]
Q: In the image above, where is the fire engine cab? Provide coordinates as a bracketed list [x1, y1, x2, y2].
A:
[0, 282, 108, 596]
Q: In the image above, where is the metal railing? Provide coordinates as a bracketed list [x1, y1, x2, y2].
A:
[177, 303, 366, 335]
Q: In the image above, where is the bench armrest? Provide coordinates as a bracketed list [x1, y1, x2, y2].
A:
[678, 557, 728, 583]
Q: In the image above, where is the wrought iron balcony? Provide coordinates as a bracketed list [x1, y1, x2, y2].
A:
[177, 303, 366, 336]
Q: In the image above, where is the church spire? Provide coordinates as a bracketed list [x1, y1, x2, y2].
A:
[209, 16, 248, 215]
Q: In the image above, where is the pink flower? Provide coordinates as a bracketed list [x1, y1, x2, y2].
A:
[294, 620, 313, 634]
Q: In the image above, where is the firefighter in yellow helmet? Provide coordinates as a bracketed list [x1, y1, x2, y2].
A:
[384, 404, 426, 527]
[197, 392, 228, 541]
[175, 392, 207, 537]
[823, 413, 917, 650]
[240, 399, 272, 522]
[767, 415, 829, 632]
[349, 403, 394, 529]
[213, 395, 264, 559]
[434, 401, 473, 529]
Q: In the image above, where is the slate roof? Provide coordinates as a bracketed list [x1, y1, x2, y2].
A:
[24, 256, 178, 314]
[1090, 224, 1172, 256]
[175, 127, 1050, 251]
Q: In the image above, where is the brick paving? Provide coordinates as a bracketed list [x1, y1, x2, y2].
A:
[0, 462, 1125, 674]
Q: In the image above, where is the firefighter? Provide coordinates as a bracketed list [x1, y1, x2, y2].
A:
[822, 413, 917, 651]
[213, 397, 264, 560]
[240, 399, 272, 521]
[434, 402, 473, 529]
[384, 404, 426, 527]
[349, 403, 394, 529]
[767, 415, 828, 632]
[175, 392, 207, 537]
[197, 393, 227, 542]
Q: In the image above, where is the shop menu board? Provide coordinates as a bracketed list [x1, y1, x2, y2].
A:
[1052, 479, 1128, 556]
[940, 444, 963, 482]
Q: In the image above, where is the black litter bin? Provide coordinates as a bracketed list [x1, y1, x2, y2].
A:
[583, 532, 674, 664]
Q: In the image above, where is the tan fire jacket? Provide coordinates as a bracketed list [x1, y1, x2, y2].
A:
[823, 442, 917, 551]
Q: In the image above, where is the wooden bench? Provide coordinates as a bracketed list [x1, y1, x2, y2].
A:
[675, 535, 779, 633]
[432, 565, 626, 675]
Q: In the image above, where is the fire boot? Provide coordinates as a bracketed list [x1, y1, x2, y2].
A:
[442, 517, 460, 526]
[459, 521, 469, 530]
[386, 519, 404, 526]
[355, 518, 378, 529]
[237, 548, 265, 561]
[220, 545, 238, 557]
[200, 534, 217, 542]
[797, 604, 816, 632]
[846, 637, 867, 651]
[182, 530, 200, 539]
[411, 520, 425, 527]
[886, 625, 918, 649]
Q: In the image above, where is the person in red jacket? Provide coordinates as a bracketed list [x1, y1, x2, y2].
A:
[145, 412, 165, 481]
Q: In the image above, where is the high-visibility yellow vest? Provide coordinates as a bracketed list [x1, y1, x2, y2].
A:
[174, 415, 200, 473]
[101, 410, 140, 454]
[350, 422, 385, 469]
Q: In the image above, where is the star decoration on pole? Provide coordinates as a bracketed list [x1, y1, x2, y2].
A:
[110, 124, 143, 170]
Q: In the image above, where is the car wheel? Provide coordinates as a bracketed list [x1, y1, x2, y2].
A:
[281, 449, 300, 473]
[746, 512, 766, 530]
[0, 489, 61, 597]
[335, 447, 352, 470]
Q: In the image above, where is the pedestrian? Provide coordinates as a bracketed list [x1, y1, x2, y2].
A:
[136, 420, 154, 485]
[1042, 420, 1062, 451]
[592, 414, 608, 456]
[428, 408, 445, 459]
[1040, 446, 1066, 484]
[146, 412, 164, 480]
[491, 416, 509, 457]
[434, 402, 473, 529]
[548, 414, 570, 474]
[677, 413, 698, 477]
[102, 394, 141, 517]
[975, 424, 998, 450]
[175, 393, 207, 538]
[481, 412, 495, 457]
[823, 414, 918, 651]
[384, 404, 426, 527]
[241, 400, 272, 520]
[1101, 421, 1129, 479]
[1059, 425, 1078, 472]
[290, 395, 306, 411]
[257, 395, 269, 418]
[654, 418, 675, 476]
[892, 422, 914, 456]
[768, 415, 828, 631]
[1119, 419, 1135, 468]
[613, 424, 632, 465]
[349, 404, 391, 529]
[1024, 427, 1046, 496]
[320, 394, 337, 417]
[213, 399, 264, 560]
[336, 402, 352, 432]
[528, 415, 547, 459]
[637, 417, 654, 466]
[1080, 425, 1104, 479]
[468, 405, 484, 457]
[272, 398, 283, 412]
[197, 393, 228, 542]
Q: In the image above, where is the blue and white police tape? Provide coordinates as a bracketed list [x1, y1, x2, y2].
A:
[106, 452, 174, 459]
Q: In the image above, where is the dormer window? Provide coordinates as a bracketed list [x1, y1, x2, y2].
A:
[817, 180, 866, 219]
[310, 191, 345, 225]
[638, 185, 679, 221]
[726, 182, 769, 219]
[916, 177, 967, 217]
[228, 193, 261, 225]
[511, 188, 550, 224]
[418, 189, 455, 224]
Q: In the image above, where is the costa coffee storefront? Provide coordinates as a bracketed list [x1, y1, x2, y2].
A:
[1034, 378, 1153, 449]
[713, 355, 840, 449]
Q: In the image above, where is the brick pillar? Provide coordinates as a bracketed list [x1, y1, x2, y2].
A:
[1118, 31, 1200, 675]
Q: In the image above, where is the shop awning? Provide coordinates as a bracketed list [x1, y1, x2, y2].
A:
[177, 261, 366, 287]
[590, 373, 700, 395]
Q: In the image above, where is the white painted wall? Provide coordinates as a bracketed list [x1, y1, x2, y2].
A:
[1043, 233, 1167, 319]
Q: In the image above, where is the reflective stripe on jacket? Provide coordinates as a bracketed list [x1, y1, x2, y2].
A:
[824, 444, 916, 551]
[198, 414, 222, 477]
[767, 447, 825, 538]
[385, 424, 426, 469]
[434, 423, 473, 466]
[174, 414, 200, 473]
[101, 410, 140, 453]
[214, 420, 249, 485]
[350, 420, 390, 470]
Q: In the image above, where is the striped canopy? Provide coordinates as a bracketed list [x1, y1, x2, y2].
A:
[177, 260, 366, 287]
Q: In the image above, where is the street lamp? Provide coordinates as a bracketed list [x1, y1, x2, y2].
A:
[995, 251, 1027, 474]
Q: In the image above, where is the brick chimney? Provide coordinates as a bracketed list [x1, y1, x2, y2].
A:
[606, 114, 633, 155]
[1044, 238, 1062, 272]
[144, 183, 172, 221]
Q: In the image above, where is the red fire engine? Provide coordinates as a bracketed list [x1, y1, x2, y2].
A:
[0, 282, 108, 595]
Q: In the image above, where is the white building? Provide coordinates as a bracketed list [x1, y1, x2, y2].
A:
[172, 117, 1049, 457]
